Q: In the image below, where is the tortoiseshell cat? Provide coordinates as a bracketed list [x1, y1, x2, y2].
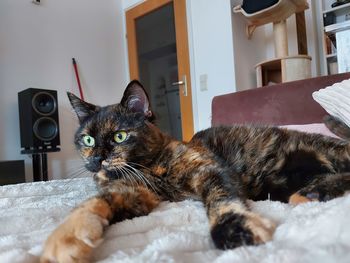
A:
[41, 81, 350, 263]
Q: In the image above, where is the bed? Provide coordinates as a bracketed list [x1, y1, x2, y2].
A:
[1, 73, 350, 263]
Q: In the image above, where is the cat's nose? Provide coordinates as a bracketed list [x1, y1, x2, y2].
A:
[93, 156, 103, 165]
[85, 156, 103, 172]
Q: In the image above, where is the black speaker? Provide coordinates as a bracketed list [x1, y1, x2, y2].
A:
[18, 88, 60, 153]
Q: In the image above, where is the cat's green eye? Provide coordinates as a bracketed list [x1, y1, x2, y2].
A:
[83, 135, 95, 147]
[114, 131, 128, 143]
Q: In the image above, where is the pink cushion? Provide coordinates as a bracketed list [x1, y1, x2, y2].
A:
[281, 123, 338, 138]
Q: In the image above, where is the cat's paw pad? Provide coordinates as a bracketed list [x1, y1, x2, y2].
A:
[289, 191, 333, 205]
[40, 209, 108, 263]
[305, 192, 333, 202]
[210, 212, 275, 249]
[289, 193, 312, 205]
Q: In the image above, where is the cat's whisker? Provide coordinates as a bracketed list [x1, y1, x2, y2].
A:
[66, 166, 88, 178]
[127, 161, 153, 172]
[118, 165, 138, 189]
[66, 163, 86, 172]
[124, 162, 169, 192]
[132, 170, 148, 189]
[116, 169, 128, 187]
[123, 162, 162, 192]
[67, 168, 91, 179]
[120, 164, 139, 188]
[120, 164, 144, 189]
[124, 164, 144, 180]
[57, 164, 95, 188]
[124, 163, 158, 192]
[69, 170, 91, 180]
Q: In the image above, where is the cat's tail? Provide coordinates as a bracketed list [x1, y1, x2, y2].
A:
[324, 115, 350, 140]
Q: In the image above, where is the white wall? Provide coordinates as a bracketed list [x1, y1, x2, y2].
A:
[0, 0, 128, 181]
[231, 0, 267, 91]
[123, 0, 145, 10]
[186, 0, 236, 131]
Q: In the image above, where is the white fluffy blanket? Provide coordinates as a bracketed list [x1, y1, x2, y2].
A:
[1, 177, 350, 263]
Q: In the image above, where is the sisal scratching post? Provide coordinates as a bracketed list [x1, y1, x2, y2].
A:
[273, 20, 289, 57]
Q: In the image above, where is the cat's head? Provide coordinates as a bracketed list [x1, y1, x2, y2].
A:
[68, 80, 164, 181]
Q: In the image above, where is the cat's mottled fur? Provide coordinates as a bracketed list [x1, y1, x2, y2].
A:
[41, 81, 350, 263]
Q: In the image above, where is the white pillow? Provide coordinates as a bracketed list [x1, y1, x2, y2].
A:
[312, 78, 350, 127]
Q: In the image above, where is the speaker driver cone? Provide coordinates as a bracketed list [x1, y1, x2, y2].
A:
[33, 117, 58, 141]
[32, 92, 56, 116]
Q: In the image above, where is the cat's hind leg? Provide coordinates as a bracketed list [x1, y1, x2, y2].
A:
[289, 172, 350, 205]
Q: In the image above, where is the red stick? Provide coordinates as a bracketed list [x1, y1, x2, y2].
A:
[72, 58, 84, 101]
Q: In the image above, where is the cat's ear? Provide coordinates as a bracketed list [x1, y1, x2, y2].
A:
[67, 92, 99, 123]
[121, 80, 153, 120]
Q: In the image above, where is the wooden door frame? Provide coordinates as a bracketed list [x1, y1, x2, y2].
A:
[126, 0, 194, 141]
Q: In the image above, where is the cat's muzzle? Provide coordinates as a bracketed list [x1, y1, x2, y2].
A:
[95, 169, 123, 182]
[105, 170, 123, 180]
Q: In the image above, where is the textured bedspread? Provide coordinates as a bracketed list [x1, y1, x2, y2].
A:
[1, 177, 350, 263]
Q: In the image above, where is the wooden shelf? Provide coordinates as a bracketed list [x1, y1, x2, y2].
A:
[326, 53, 337, 58]
[318, 1, 350, 75]
[326, 53, 337, 63]
[255, 55, 311, 87]
[323, 2, 350, 15]
[325, 20, 350, 33]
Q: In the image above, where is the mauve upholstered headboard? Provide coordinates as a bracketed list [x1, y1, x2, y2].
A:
[212, 73, 350, 126]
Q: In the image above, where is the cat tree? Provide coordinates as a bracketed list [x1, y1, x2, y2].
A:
[234, 0, 311, 87]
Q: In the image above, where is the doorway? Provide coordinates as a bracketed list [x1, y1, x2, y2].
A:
[126, 0, 194, 141]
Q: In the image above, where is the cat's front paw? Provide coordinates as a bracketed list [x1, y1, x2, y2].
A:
[211, 212, 275, 249]
[41, 199, 110, 263]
